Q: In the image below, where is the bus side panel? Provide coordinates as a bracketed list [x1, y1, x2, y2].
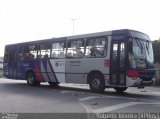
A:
[40, 59, 58, 83]
[17, 60, 43, 81]
[16, 59, 59, 82]
[65, 58, 109, 85]
[23, 60, 44, 81]
[16, 60, 36, 80]
[50, 59, 65, 83]
[83, 58, 110, 85]
[65, 59, 86, 84]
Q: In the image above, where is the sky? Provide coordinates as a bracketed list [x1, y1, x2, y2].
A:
[0, 0, 160, 56]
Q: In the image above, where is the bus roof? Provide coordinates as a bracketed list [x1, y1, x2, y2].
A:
[5, 29, 149, 48]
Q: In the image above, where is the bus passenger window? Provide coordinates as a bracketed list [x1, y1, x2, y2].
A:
[39, 44, 51, 59]
[51, 42, 65, 59]
[23, 45, 37, 60]
[18, 47, 25, 60]
[85, 37, 106, 58]
[67, 40, 84, 58]
[29, 45, 37, 59]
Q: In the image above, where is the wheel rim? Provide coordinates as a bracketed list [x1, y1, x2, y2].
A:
[92, 78, 100, 89]
[28, 73, 34, 84]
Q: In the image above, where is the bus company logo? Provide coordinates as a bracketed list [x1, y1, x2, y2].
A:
[55, 62, 59, 67]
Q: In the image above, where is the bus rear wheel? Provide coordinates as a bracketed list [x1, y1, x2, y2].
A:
[89, 73, 105, 93]
[27, 72, 40, 86]
[114, 87, 128, 92]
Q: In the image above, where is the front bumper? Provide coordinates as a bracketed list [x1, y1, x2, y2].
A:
[134, 77, 153, 87]
[126, 68, 155, 87]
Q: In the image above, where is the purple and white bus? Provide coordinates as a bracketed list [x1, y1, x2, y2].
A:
[3, 29, 155, 93]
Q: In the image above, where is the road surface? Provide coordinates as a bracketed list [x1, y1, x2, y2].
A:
[0, 78, 160, 119]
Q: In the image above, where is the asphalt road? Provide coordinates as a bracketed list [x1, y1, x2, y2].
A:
[0, 78, 160, 119]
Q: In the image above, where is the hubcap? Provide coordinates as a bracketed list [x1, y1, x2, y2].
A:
[92, 78, 100, 89]
[28, 74, 34, 84]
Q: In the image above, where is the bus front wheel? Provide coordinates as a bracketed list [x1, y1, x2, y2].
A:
[27, 72, 40, 86]
[114, 87, 128, 92]
[89, 73, 105, 93]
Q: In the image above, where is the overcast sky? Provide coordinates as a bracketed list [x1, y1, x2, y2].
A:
[0, 0, 160, 56]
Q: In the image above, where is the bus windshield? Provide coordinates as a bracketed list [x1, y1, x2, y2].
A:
[131, 38, 154, 68]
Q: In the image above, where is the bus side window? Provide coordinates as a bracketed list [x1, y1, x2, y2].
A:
[22, 45, 38, 60]
[18, 47, 25, 60]
[66, 39, 84, 58]
[38, 44, 51, 59]
[29, 45, 37, 59]
[85, 37, 106, 58]
[51, 42, 66, 59]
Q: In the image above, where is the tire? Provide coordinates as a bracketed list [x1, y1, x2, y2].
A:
[114, 87, 128, 92]
[89, 73, 105, 93]
[27, 72, 40, 86]
[48, 82, 59, 87]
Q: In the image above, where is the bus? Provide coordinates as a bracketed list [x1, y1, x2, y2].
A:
[3, 29, 155, 93]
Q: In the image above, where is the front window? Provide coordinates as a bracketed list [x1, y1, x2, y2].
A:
[133, 39, 146, 60]
[129, 38, 154, 68]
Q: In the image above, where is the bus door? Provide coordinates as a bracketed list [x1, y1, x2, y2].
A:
[110, 40, 126, 86]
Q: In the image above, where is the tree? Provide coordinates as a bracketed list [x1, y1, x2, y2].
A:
[152, 40, 160, 63]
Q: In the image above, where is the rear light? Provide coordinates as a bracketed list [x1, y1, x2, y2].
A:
[127, 70, 139, 79]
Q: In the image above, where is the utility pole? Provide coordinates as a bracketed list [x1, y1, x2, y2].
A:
[71, 18, 76, 35]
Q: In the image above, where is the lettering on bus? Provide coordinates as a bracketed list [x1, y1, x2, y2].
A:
[22, 63, 29, 67]
[70, 60, 81, 66]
